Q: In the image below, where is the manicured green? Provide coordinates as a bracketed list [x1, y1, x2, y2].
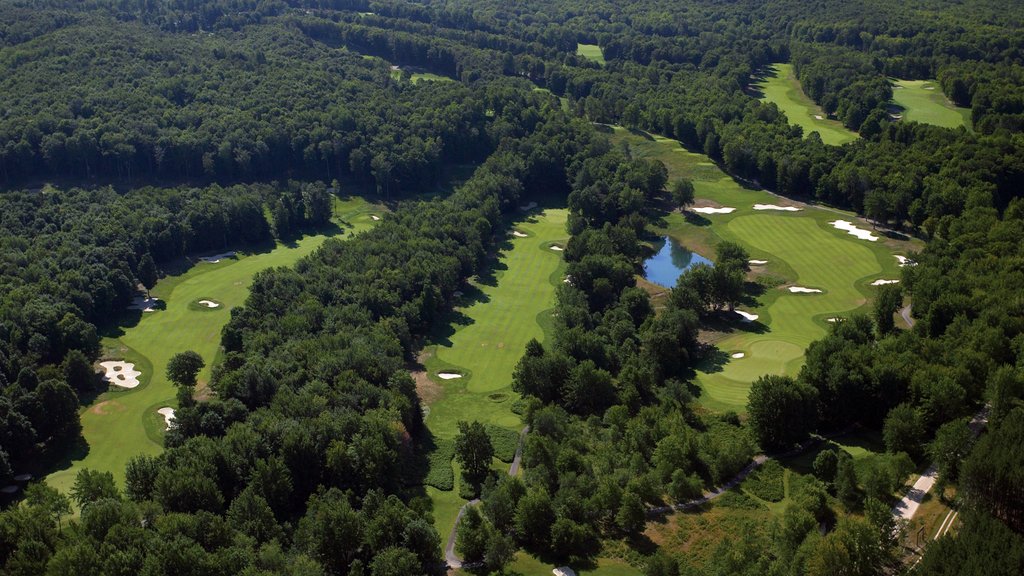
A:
[610, 126, 919, 413]
[757, 63, 859, 146]
[891, 79, 971, 129]
[577, 43, 606, 65]
[422, 209, 567, 538]
[45, 196, 383, 495]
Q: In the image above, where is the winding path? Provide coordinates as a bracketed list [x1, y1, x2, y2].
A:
[445, 425, 530, 569]
[900, 303, 915, 328]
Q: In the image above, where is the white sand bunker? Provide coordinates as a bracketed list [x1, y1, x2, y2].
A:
[157, 407, 176, 430]
[895, 255, 915, 267]
[789, 286, 823, 293]
[924, 85, 935, 90]
[827, 317, 840, 323]
[871, 279, 900, 286]
[731, 352, 745, 359]
[550, 245, 564, 252]
[735, 310, 759, 322]
[831, 220, 879, 241]
[692, 206, 736, 214]
[129, 295, 160, 312]
[749, 259, 769, 265]
[200, 252, 236, 263]
[563, 275, 572, 284]
[520, 202, 538, 211]
[100, 361, 141, 389]
[437, 372, 463, 380]
[370, 215, 381, 221]
[13, 474, 32, 482]
[754, 204, 801, 211]
[814, 114, 824, 120]
[512, 231, 528, 238]
[198, 300, 220, 308]
[553, 568, 577, 576]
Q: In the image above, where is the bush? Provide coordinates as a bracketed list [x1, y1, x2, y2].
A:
[423, 439, 455, 491]
[744, 460, 785, 502]
[485, 424, 520, 463]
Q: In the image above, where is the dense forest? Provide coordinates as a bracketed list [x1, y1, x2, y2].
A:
[1, 0, 1023, 574]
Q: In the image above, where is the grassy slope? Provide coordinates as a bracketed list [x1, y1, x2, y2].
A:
[891, 79, 971, 129]
[423, 209, 567, 538]
[609, 126, 919, 413]
[577, 43, 606, 65]
[46, 196, 383, 494]
[757, 63, 859, 146]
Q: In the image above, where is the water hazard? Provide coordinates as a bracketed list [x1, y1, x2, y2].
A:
[643, 236, 713, 288]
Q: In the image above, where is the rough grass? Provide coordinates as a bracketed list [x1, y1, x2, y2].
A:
[423, 438, 455, 491]
[743, 460, 785, 502]
[45, 196, 383, 495]
[611, 126, 920, 413]
[577, 42, 606, 65]
[754, 63, 859, 146]
[486, 424, 520, 463]
[891, 79, 971, 129]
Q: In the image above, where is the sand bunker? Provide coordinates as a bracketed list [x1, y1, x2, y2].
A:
[520, 202, 538, 211]
[827, 317, 840, 323]
[550, 245, 564, 252]
[735, 310, 759, 322]
[895, 255, 915, 267]
[1, 486, 18, 495]
[749, 259, 769, 265]
[198, 300, 220, 308]
[831, 220, 879, 241]
[370, 215, 381, 221]
[437, 372, 463, 380]
[789, 286, 823, 293]
[692, 206, 736, 214]
[563, 276, 572, 284]
[13, 474, 32, 482]
[924, 86, 935, 90]
[731, 352, 745, 359]
[128, 295, 160, 312]
[200, 252, 235, 263]
[512, 231, 528, 238]
[100, 361, 141, 389]
[157, 407, 176, 430]
[814, 114, 824, 120]
[871, 279, 900, 286]
[753, 204, 800, 211]
[553, 568, 577, 576]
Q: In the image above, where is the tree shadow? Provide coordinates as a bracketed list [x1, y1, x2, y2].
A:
[683, 210, 712, 227]
[695, 347, 731, 375]
[627, 127, 655, 140]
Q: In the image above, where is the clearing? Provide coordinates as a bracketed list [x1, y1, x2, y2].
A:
[753, 63, 860, 146]
[577, 43, 605, 65]
[890, 79, 971, 129]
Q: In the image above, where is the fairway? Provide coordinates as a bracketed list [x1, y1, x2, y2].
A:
[577, 42, 605, 65]
[609, 126, 918, 412]
[422, 208, 566, 539]
[891, 79, 970, 129]
[756, 63, 859, 146]
[46, 196, 382, 494]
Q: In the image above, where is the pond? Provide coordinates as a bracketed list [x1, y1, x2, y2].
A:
[643, 236, 713, 288]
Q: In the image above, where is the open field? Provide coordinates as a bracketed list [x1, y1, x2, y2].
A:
[891, 79, 971, 129]
[422, 208, 567, 538]
[45, 196, 383, 494]
[577, 43, 606, 65]
[609, 126, 919, 413]
[754, 63, 859, 146]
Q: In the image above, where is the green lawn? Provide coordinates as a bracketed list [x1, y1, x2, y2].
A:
[609, 126, 919, 413]
[577, 43, 605, 65]
[45, 196, 383, 495]
[756, 63, 859, 146]
[891, 79, 971, 129]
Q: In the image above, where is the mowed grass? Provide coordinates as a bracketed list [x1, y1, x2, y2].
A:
[755, 63, 859, 146]
[577, 42, 606, 65]
[891, 79, 971, 129]
[609, 126, 919, 413]
[46, 196, 383, 495]
[422, 208, 567, 539]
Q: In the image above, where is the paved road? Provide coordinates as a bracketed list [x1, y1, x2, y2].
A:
[445, 425, 530, 569]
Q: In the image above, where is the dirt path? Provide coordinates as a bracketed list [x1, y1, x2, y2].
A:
[900, 304, 915, 328]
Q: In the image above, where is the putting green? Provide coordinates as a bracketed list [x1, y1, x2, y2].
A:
[422, 208, 567, 537]
[891, 79, 970, 129]
[45, 196, 382, 495]
[577, 42, 605, 65]
[756, 63, 859, 146]
[609, 125, 919, 413]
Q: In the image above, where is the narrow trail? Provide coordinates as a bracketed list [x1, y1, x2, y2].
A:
[445, 425, 530, 569]
[900, 304, 915, 328]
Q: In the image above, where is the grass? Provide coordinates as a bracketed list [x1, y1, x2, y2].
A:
[504, 553, 642, 576]
[608, 125, 920, 413]
[45, 196, 383, 495]
[422, 208, 568, 540]
[891, 79, 971, 129]
[754, 63, 859, 146]
[577, 43, 606, 65]
[389, 68, 455, 83]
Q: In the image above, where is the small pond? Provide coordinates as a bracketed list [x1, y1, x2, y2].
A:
[643, 236, 713, 288]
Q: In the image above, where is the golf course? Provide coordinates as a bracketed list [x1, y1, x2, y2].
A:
[577, 42, 606, 65]
[610, 126, 920, 413]
[45, 196, 383, 494]
[755, 63, 860, 146]
[891, 79, 971, 128]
